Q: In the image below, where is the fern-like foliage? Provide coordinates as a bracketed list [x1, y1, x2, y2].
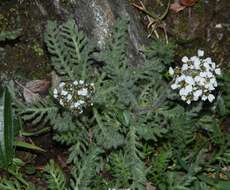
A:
[0, 177, 38, 190]
[44, 160, 66, 190]
[0, 179, 24, 190]
[18, 99, 58, 126]
[0, 29, 22, 41]
[150, 146, 172, 186]
[125, 123, 147, 190]
[44, 19, 91, 80]
[69, 146, 102, 190]
[11, 16, 230, 190]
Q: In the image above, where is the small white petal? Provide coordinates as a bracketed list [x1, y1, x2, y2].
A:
[182, 56, 189, 63]
[74, 102, 81, 108]
[185, 76, 194, 85]
[179, 88, 186, 96]
[54, 94, 58, 98]
[67, 94, 72, 101]
[181, 96, 186, 101]
[208, 84, 215, 91]
[190, 56, 198, 62]
[78, 88, 88, 96]
[185, 85, 193, 93]
[53, 89, 58, 95]
[59, 100, 64, 106]
[200, 72, 206, 78]
[78, 100, 85, 104]
[210, 78, 215, 84]
[176, 75, 186, 83]
[208, 94, 215, 102]
[61, 90, 68, 96]
[169, 67, 174, 76]
[215, 68, 221, 75]
[206, 71, 213, 78]
[79, 80, 84, 84]
[73, 80, 78, 85]
[186, 100, 191, 104]
[203, 62, 210, 70]
[204, 57, 212, 64]
[171, 83, 178, 90]
[194, 76, 202, 83]
[193, 89, 202, 98]
[198, 78, 206, 86]
[198, 49, 204, 57]
[211, 62, 216, 69]
[59, 82, 65, 88]
[193, 96, 199, 101]
[202, 95, 208, 101]
[213, 81, 218, 87]
[193, 59, 200, 69]
[182, 64, 189, 71]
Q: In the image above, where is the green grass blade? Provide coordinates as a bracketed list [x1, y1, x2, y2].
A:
[0, 87, 15, 167]
[15, 141, 45, 152]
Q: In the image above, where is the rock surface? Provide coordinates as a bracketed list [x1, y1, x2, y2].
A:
[52, 0, 147, 65]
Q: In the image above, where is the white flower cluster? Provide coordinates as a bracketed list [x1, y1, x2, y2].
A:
[53, 80, 95, 114]
[169, 50, 221, 104]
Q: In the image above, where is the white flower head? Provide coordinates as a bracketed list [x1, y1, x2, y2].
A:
[55, 80, 95, 113]
[169, 50, 220, 104]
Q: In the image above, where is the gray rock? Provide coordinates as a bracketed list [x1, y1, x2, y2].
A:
[52, 0, 147, 65]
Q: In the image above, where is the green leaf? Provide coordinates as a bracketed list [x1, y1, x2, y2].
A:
[0, 87, 15, 168]
[44, 160, 66, 190]
[15, 141, 45, 152]
[0, 29, 22, 42]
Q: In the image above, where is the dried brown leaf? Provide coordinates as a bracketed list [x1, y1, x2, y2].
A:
[23, 80, 50, 103]
[170, 2, 186, 13]
[180, 0, 198, 7]
[25, 80, 50, 95]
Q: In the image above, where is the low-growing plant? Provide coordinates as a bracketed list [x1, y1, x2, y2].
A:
[2, 18, 230, 190]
